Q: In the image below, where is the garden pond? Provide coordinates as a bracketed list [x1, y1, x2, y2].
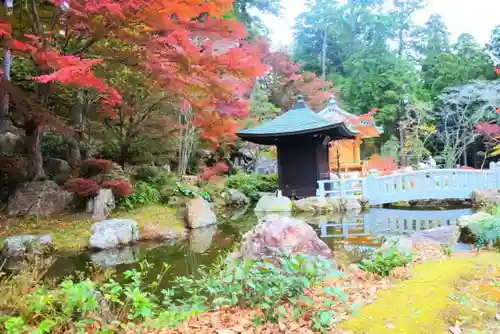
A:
[38, 205, 473, 288]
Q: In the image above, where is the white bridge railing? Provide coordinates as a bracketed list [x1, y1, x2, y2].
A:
[319, 208, 472, 238]
[317, 162, 500, 205]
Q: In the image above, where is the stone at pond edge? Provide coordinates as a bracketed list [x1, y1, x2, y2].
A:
[185, 197, 217, 229]
[340, 198, 362, 214]
[89, 219, 139, 250]
[293, 197, 342, 214]
[229, 214, 333, 260]
[2, 235, 53, 258]
[139, 225, 187, 241]
[254, 195, 292, 212]
[472, 189, 500, 207]
[87, 189, 115, 221]
[7, 181, 74, 217]
[91, 247, 140, 267]
[225, 189, 249, 207]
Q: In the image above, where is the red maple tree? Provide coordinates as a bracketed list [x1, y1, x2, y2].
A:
[260, 44, 336, 111]
[0, 0, 266, 179]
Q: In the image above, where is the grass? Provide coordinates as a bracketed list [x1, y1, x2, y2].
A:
[112, 203, 184, 235]
[0, 215, 93, 252]
[0, 204, 184, 252]
[340, 252, 500, 333]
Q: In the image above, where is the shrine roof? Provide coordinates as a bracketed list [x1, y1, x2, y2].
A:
[317, 97, 383, 139]
[237, 96, 358, 145]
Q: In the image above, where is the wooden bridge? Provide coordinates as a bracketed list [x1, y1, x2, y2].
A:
[317, 163, 500, 205]
[319, 208, 473, 239]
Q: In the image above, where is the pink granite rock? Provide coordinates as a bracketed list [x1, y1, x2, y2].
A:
[232, 214, 333, 260]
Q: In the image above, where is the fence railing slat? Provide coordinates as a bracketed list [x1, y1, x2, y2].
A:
[316, 168, 500, 205]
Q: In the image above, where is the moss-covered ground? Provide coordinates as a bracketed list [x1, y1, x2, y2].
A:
[340, 252, 500, 333]
[0, 204, 184, 251]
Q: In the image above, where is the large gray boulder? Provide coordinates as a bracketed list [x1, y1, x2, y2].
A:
[89, 219, 139, 250]
[7, 181, 74, 217]
[2, 235, 52, 258]
[225, 189, 249, 207]
[230, 214, 333, 260]
[472, 189, 500, 208]
[86, 189, 115, 221]
[254, 195, 292, 212]
[185, 197, 217, 229]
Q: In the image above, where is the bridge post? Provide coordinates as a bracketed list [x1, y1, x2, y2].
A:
[491, 162, 500, 188]
[363, 172, 377, 204]
[317, 180, 326, 199]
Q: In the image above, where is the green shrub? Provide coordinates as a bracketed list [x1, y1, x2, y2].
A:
[358, 247, 413, 277]
[0, 255, 342, 332]
[41, 132, 88, 160]
[176, 182, 211, 202]
[134, 166, 162, 183]
[467, 214, 500, 249]
[227, 173, 278, 202]
[118, 181, 161, 210]
[173, 253, 339, 324]
[133, 167, 179, 203]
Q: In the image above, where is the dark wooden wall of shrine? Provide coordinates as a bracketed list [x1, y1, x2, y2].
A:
[276, 136, 330, 198]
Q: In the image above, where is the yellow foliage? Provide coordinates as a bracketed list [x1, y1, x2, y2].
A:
[420, 124, 437, 135]
[490, 145, 500, 157]
[340, 253, 500, 333]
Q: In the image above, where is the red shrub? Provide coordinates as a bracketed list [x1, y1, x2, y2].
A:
[103, 180, 133, 197]
[200, 161, 230, 181]
[80, 159, 114, 178]
[64, 178, 100, 197]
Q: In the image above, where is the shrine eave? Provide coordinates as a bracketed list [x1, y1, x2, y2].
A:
[237, 122, 357, 145]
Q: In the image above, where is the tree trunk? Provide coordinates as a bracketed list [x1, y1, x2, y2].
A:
[118, 143, 129, 168]
[321, 24, 328, 81]
[398, 119, 405, 166]
[25, 120, 46, 181]
[67, 139, 81, 167]
[0, 0, 14, 132]
[178, 107, 196, 176]
[67, 89, 84, 167]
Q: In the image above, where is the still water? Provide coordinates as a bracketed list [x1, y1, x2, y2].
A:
[44, 206, 472, 285]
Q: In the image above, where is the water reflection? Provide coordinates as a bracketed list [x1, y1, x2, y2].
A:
[315, 208, 473, 238]
[42, 207, 472, 285]
[305, 208, 473, 264]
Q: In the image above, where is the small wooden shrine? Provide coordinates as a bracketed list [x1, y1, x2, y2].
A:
[317, 97, 383, 172]
[237, 95, 357, 198]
